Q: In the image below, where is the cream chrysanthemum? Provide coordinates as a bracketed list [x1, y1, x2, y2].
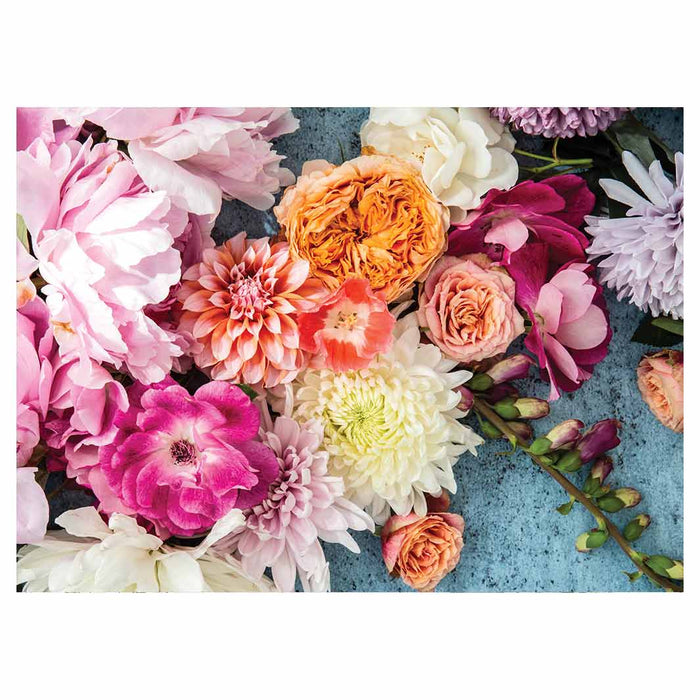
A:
[273, 312, 483, 524]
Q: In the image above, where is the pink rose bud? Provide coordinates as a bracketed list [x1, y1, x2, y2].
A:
[513, 397, 550, 419]
[485, 354, 535, 384]
[583, 455, 614, 496]
[597, 487, 642, 513]
[637, 350, 683, 433]
[529, 419, 584, 455]
[381, 511, 465, 592]
[457, 386, 474, 412]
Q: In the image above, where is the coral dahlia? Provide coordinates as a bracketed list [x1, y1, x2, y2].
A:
[177, 232, 325, 387]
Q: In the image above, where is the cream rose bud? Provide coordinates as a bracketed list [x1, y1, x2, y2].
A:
[417, 254, 524, 364]
[360, 107, 518, 222]
[637, 350, 683, 432]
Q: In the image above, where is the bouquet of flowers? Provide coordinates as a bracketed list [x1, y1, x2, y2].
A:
[16, 106, 683, 592]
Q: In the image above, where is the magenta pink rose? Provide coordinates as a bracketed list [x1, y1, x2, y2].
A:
[17, 136, 187, 384]
[95, 380, 279, 538]
[61, 108, 299, 216]
[417, 254, 524, 363]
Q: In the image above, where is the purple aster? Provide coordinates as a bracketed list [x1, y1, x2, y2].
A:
[586, 151, 683, 319]
[490, 108, 629, 139]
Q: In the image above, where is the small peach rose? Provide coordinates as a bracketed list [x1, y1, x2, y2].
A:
[637, 350, 683, 432]
[274, 154, 448, 302]
[381, 511, 464, 592]
[417, 254, 524, 363]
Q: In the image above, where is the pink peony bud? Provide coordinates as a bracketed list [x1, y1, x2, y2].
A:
[637, 350, 683, 433]
[381, 511, 464, 592]
[486, 354, 535, 384]
[456, 386, 474, 412]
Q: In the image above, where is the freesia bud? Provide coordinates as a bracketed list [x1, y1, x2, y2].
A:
[645, 555, 684, 581]
[466, 373, 493, 392]
[513, 398, 550, 420]
[576, 419, 621, 463]
[530, 419, 584, 456]
[597, 487, 642, 513]
[506, 421, 533, 442]
[481, 420, 502, 439]
[582, 456, 614, 496]
[493, 397, 519, 420]
[623, 514, 651, 542]
[457, 386, 474, 412]
[485, 354, 535, 384]
[575, 528, 609, 553]
[425, 489, 451, 513]
[484, 383, 519, 403]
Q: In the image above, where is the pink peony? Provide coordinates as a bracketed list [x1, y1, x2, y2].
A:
[177, 232, 325, 387]
[61, 108, 299, 216]
[17, 137, 187, 384]
[16, 108, 83, 151]
[17, 239, 38, 309]
[297, 277, 395, 372]
[417, 254, 524, 363]
[509, 245, 611, 400]
[637, 350, 683, 432]
[95, 380, 279, 538]
[17, 467, 50, 544]
[223, 414, 374, 591]
[448, 175, 594, 270]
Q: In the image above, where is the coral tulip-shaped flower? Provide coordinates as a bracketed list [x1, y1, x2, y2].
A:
[381, 511, 465, 592]
[417, 254, 524, 364]
[97, 380, 280, 538]
[222, 414, 374, 592]
[297, 277, 395, 372]
[510, 245, 611, 400]
[177, 232, 325, 387]
[275, 154, 449, 302]
[637, 350, 683, 432]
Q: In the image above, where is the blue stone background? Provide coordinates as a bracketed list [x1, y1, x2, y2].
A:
[48, 108, 684, 592]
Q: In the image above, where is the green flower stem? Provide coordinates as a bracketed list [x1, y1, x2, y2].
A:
[514, 148, 557, 163]
[514, 147, 593, 174]
[472, 398, 682, 592]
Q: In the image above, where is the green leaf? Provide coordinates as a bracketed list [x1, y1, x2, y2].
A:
[556, 497, 575, 516]
[623, 570, 643, 583]
[650, 317, 683, 336]
[17, 214, 29, 251]
[631, 313, 683, 348]
[236, 383, 258, 400]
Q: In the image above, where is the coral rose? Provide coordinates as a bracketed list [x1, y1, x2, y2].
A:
[417, 254, 524, 363]
[177, 232, 325, 387]
[637, 350, 683, 432]
[381, 511, 465, 592]
[275, 154, 449, 302]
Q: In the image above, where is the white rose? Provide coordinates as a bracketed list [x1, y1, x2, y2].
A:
[360, 107, 518, 222]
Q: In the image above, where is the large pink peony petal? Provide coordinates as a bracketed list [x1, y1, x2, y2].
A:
[555, 304, 609, 350]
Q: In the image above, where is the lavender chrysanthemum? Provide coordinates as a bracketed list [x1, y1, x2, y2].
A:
[221, 413, 374, 592]
[585, 151, 683, 319]
[490, 108, 628, 139]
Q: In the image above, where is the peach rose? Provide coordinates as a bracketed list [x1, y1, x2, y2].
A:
[274, 154, 449, 302]
[381, 511, 464, 592]
[637, 350, 683, 432]
[417, 254, 524, 363]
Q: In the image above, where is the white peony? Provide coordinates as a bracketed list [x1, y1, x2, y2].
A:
[16, 507, 276, 592]
[272, 312, 484, 524]
[360, 108, 518, 222]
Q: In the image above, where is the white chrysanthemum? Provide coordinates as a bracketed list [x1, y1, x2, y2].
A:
[586, 151, 683, 319]
[360, 107, 518, 223]
[16, 507, 276, 592]
[275, 312, 483, 524]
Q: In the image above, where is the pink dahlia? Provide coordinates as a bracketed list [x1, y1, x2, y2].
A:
[222, 414, 374, 591]
[60, 108, 299, 216]
[297, 277, 395, 372]
[177, 232, 325, 387]
[96, 380, 279, 538]
[17, 137, 187, 384]
[508, 245, 611, 400]
[448, 175, 594, 270]
[490, 108, 629, 139]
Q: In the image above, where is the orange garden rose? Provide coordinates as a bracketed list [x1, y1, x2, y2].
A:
[637, 350, 683, 432]
[274, 154, 449, 302]
[417, 253, 524, 363]
[381, 511, 465, 592]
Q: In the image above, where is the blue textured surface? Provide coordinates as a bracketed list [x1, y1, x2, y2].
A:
[48, 108, 683, 592]
[217, 108, 683, 592]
